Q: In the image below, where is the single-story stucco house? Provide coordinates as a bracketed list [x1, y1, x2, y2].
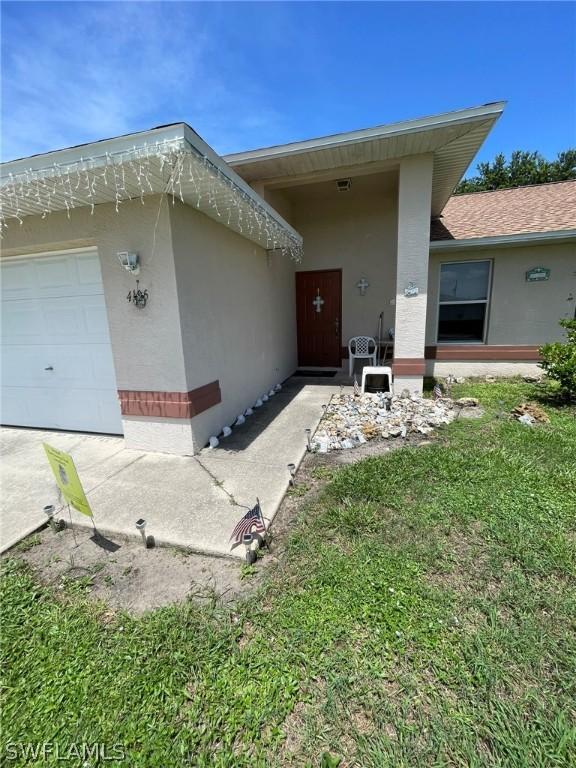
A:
[1, 102, 575, 455]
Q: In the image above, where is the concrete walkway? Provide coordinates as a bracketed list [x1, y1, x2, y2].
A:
[1, 379, 339, 558]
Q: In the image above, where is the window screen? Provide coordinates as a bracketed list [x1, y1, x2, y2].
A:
[438, 261, 491, 342]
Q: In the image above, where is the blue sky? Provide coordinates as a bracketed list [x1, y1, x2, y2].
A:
[2, 1, 575, 177]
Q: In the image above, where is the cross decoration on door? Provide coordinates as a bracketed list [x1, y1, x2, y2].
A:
[313, 288, 325, 313]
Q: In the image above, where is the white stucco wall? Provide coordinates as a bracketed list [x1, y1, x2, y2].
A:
[426, 242, 576, 345]
[285, 173, 398, 349]
[393, 154, 434, 394]
[394, 154, 434, 361]
[169, 201, 298, 450]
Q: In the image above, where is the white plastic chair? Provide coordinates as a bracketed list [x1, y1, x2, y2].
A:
[348, 336, 377, 377]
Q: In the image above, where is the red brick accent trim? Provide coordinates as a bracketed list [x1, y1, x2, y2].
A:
[118, 381, 221, 419]
[425, 345, 541, 361]
[393, 358, 426, 376]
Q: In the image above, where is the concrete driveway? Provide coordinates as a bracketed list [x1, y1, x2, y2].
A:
[1, 379, 338, 558]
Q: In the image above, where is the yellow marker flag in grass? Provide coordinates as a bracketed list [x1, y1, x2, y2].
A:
[43, 443, 92, 517]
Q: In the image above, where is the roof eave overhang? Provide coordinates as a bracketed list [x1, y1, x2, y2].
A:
[429, 228, 576, 251]
[225, 103, 505, 165]
[225, 102, 506, 217]
[0, 124, 303, 258]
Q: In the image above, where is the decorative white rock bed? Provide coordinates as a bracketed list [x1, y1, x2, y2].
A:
[312, 392, 458, 453]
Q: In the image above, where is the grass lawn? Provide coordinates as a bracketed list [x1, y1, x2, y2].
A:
[2, 380, 575, 767]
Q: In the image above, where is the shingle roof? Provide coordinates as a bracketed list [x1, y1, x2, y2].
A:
[430, 180, 576, 241]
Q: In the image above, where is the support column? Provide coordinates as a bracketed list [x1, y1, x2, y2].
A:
[393, 154, 434, 395]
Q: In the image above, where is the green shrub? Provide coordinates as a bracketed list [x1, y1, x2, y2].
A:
[539, 318, 576, 399]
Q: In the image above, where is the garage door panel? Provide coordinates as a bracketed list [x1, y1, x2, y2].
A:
[42, 297, 93, 344]
[2, 343, 117, 388]
[1, 387, 121, 433]
[1, 388, 60, 428]
[76, 253, 105, 287]
[1, 347, 48, 387]
[1, 260, 34, 299]
[89, 345, 118, 386]
[2, 252, 104, 301]
[37, 344, 116, 389]
[36, 253, 104, 297]
[1, 249, 122, 434]
[2, 296, 113, 345]
[48, 388, 121, 433]
[82, 298, 113, 339]
[1, 389, 30, 424]
[35, 256, 75, 293]
[1, 300, 44, 338]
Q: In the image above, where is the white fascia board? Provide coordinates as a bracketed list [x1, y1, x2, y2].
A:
[224, 102, 506, 166]
[1, 124, 189, 177]
[429, 229, 576, 251]
[1, 123, 302, 246]
[181, 125, 301, 244]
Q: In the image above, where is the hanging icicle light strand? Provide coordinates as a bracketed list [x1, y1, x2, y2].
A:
[0, 138, 303, 261]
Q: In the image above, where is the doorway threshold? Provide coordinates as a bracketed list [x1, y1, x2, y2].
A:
[294, 370, 337, 378]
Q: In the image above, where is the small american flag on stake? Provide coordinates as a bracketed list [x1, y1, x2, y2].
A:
[230, 500, 266, 546]
[433, 383, 443, 400]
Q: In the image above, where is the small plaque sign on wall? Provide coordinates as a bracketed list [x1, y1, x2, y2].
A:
[404, 282, 419, 297]
[526, 267, 550, 282]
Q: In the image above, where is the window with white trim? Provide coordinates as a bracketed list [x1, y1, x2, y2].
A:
[437, 260, 491, 342]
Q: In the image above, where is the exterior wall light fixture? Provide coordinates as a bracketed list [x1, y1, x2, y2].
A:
[356, 278, 370, 296]
[117, 251, 140, 275]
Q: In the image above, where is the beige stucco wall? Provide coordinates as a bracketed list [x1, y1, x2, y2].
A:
[426, 360, 543, 378]
[0, 196, 188, 395]
[5, 186, 573, 449]
[169, 201, 298, 450]
[284, 173, 398, 351]
[1, 197, 299, 452]
[260, 187, 293, 224]
[426, 242, 576, 346]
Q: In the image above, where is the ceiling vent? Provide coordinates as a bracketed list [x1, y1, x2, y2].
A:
[336, 178, 351, 192]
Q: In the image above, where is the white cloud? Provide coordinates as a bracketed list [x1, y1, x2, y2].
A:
[1, 1, 289, 161]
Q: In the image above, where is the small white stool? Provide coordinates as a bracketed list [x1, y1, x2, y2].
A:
[361, 366, 392, 394]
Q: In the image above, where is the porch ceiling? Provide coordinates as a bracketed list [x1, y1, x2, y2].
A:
[0, 124, 303, 259]
[225, 103, 506, 217]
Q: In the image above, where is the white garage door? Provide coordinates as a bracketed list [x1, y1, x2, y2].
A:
[1, 249, 123, 434]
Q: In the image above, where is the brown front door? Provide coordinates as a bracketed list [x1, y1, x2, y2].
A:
[296, 269, 342, 367]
